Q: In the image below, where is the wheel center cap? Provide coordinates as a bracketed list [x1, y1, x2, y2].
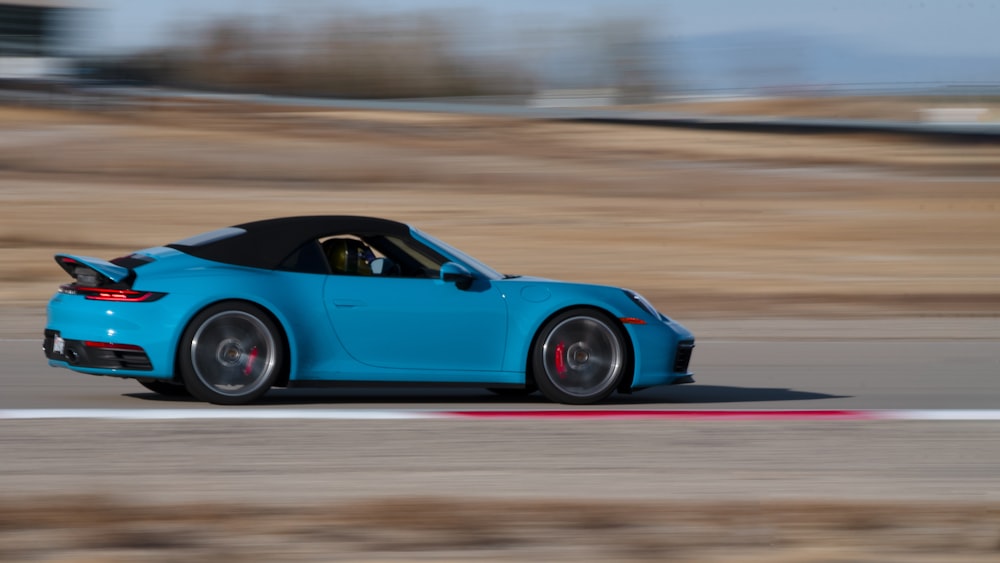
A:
[217, 338, 244, 367]
[566, 342, 591, 369]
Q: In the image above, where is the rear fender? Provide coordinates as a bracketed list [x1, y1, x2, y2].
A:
[171, 297, 294, 387]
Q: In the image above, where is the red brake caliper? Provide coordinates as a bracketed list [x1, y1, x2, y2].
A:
[554, 342, 567, 377]
[243, 346, 258, 376]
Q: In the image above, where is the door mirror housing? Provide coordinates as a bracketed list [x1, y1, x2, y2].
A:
[440, 262, 474, 290]
[370, 257, 398, 276]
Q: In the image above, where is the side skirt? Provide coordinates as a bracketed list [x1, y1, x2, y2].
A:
[285, 380, 528, 390]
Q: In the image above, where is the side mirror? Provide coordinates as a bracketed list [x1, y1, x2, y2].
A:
[440, 262, 474, 290]
[370, 257, 396, 276]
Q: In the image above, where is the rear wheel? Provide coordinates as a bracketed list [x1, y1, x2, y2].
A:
[531, 308, 627, 405]
[179, 302, 284, 405]
[137, 379, 190, 397]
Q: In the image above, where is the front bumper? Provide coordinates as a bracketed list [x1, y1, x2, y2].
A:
[627, 319, 696, 389]
[673, 340, 695, 374]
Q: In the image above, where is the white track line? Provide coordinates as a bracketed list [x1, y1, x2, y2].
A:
[880, 410, 1000, 421]
[0, 409, 443, 420]
[4, 409, 1000, 421]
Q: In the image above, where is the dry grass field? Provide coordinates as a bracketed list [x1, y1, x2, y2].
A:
[2, 496, 1000, 562]
[3, 99, 1000, 561]
[1, 101, 999, 318]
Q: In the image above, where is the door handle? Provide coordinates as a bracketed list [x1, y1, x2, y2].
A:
[333, 299, 366, 308]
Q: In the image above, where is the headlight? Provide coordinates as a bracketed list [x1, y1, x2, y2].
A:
[624, 290, 667, 321]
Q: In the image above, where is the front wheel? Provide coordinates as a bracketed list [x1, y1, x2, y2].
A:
[531, 308, 628, 405]
[178, 302, 284, 405]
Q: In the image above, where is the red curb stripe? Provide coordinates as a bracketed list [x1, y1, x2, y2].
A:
[444, 410, 884, 420]
[2, 409, 1000, 421]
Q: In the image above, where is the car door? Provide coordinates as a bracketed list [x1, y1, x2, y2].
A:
[323, 275, 508, 374]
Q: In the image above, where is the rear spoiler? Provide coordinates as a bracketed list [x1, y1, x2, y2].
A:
[55, 253, 165, 302]
[55, 254, 131, 285]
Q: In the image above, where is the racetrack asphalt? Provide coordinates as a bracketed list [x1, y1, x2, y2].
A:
[2, 310, 999, 504]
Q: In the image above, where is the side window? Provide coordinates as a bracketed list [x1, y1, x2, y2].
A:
[373, 235, 449, 278]
[315, 234, 449, 278]
[321, 236, 378, 276]
[276, 233, 455, 278]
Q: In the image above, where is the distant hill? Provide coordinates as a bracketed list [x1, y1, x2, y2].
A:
[667, 30, 1000, 94]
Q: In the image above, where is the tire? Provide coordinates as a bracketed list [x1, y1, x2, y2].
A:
[137, 379, 191, 397]
[178, 301, 284, 405]
[531, 308, 627, 405]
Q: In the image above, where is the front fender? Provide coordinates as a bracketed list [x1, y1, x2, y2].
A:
[499, 280, 648, 374]
[498, 279, 693, 390]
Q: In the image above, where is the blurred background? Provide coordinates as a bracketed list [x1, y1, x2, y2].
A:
[2, 0, 999, 313]
[3, 3, 1000, 561]
[4, 0, 1000, 101]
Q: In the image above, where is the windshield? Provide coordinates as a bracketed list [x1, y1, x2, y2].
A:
[411, 228, 504, 281]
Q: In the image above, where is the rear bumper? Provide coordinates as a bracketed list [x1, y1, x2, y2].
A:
[45, 291, 180, 378]
[44, 329, 153, 372]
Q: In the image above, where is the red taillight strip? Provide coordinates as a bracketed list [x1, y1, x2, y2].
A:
[445, 410, 884, 420]
[85, 289, 153, 302]
[61, 285, 165, 302]
[619, 317, 647, 325]
[83, 341, 144, 351]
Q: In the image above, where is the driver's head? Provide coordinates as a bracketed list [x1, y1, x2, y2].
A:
[323, 238, 373, 275]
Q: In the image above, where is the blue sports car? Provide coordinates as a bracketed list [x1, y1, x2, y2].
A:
[43, 216, 695, 405]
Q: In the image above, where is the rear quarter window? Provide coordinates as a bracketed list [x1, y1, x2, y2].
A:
[170, 227, 246, 247]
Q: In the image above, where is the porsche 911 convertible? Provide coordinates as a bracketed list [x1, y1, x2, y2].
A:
[43, 216, 695, 405]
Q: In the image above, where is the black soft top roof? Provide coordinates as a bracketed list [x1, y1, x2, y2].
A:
[167, 215, 411, 269]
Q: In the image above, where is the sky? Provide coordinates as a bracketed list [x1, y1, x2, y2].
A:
[88, 0, 1000, 58]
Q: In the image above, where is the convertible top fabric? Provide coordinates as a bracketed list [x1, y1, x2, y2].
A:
[167, 215, 410, 270]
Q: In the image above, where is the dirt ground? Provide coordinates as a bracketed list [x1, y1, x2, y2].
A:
[0, 496, 998, 562]
[2, 99, 1000, 560]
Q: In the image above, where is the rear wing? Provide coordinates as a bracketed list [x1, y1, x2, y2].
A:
[54, 253, 165, 302]
[55, 254, 131, 285]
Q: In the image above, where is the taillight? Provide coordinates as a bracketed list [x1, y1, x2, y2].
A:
[59, 285, 166, 302]
[83, 341, 144, 351]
